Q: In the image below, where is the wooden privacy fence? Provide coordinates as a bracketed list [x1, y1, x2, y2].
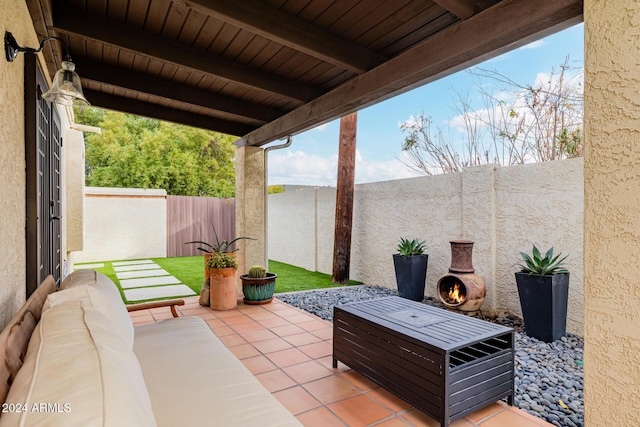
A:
[166, 196, 235, 257]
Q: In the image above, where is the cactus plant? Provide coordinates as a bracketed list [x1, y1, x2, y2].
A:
[248, 265, 267, 278]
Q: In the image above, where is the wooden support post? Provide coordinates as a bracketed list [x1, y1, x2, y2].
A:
[332, 113, 357, 284]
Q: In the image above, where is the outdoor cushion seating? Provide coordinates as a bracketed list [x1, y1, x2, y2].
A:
[0, 271, 302, 427]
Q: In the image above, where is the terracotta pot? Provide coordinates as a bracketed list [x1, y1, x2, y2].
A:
[209, 267, 237, 310]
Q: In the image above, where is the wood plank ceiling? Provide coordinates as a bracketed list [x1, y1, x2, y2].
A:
[26, 0, 583, 146]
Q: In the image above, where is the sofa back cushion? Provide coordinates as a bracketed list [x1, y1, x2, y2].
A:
[45, 270, 134, 349]
[0, 302, 156, 427]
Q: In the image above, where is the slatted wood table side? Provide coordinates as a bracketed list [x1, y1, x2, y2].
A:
[332, 297, 514, 427]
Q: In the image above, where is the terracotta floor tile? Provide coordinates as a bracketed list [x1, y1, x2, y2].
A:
[266, 347, 312, 368]
[273, 386, 322, 415]
[252, 337, 293, 354]
[271, 324, 307, 337]
[229, 343, 261, 359]
[213, 309, 245, 318]
[450, 419, 474, 426]
[283, 332, 323, 346]
[229, 321, 263, 333]
[296, 406, 346, 427]
[303, 375, 360, 404]
[132, 314, 154, 324]
[284, 313, 318, 324]
[210, 325, 235, 337]
[298, 341, 333, 358]
[506, 407, 553, 426]
[259, 317, 292, 328]
[311, 328, 334, 340]
[241, 355, 278, 375]
[479, 408, 547, 427]
[150, 311, 174, 321]
[246, 311, 279, 321]
[241, 329, 279, 343]
[255, 369, 297, 392]
[400, 409, 440, 427]
[128, 309, 150, 318]
[218, 334, 246, 347]
[341, 371, 378, 391]
[222, 314, 254, 325]
[328, 394, 393, 427]
[465, 402, 504, 423]
[268, 307, 305, 316]
[374, 418, 412, 427]
[205, 318, 225, 329]
[298, 320, 331, 332]
[318, 355, 350, 372]
[366, 387, 413, 412]
[283, 360, 334, 384]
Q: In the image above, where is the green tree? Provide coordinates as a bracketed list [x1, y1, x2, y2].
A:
[74, 108, 236, 197]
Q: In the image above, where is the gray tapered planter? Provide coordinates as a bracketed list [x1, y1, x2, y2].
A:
[393, 254, 428, 301]
[515, 272, 569, 343]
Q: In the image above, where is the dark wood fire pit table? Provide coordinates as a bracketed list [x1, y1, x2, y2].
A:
[333, 296, 514, 427]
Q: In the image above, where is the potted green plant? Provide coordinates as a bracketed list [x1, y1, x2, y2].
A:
[206, 252, 238, 310]
[240, 265, 278, 305]
[393, 238, 428, 301]
[515, 245, 570, 342]
[185, 222, 254, 279]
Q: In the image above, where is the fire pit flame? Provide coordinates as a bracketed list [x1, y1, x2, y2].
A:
[447, 283, 465, 304]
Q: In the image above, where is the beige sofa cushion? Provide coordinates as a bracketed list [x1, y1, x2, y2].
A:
[134, 316, 302, 427]
[0, 302, 156, 427]
[46, 270, 134, 348]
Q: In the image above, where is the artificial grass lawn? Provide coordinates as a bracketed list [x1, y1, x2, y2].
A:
[268, 260, 361, 292]
[75, 256, 361, 302]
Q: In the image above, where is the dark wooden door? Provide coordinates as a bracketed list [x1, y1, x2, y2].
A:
[25, 55, 62, 296]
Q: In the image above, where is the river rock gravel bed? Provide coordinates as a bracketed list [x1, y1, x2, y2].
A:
[276, 285, 584, 427]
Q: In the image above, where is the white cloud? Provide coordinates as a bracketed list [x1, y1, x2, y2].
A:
[267, 150, 421, 186]
[519, 40, 547, 50]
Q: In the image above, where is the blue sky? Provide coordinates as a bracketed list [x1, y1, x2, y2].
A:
[268, 23, 584, 186]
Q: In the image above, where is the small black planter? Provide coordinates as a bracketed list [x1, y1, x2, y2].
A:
[393, 254, 428, 301]
[515, 272, 569, 342]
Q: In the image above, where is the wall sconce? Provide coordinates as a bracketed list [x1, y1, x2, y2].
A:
[4, 31, 89, 106]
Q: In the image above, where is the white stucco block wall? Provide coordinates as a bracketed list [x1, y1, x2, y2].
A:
[350, 173, 464, 300]
[494, 159, 584, 334]
[74, 187, 167, 263]
[268, 159, 584, 335]
[268, 186, 320, 271]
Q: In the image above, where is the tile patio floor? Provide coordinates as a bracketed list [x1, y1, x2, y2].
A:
[129, 296, 553, 427]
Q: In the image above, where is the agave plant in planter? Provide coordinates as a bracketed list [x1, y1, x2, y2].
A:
[185, 222, 254, 279]
[393, 238, 429, 301]
[515, 245, 570, 342]
[240, 265, 277, 305]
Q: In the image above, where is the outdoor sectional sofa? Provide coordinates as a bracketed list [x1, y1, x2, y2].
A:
[0, 270, 302, 426]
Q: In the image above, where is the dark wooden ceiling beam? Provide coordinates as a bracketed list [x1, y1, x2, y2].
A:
[187, 0, 387, 73]
[431, 0, 496, 19]
[83, 89, 257, 136]
[73, 58, 281, 123]
[51, 5, 322, 102]
[237, 0, 583, 146]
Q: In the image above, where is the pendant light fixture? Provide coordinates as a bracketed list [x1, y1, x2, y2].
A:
[4, 31, 89, 106]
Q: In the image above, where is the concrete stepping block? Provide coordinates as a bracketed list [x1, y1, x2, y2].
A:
[112, 260, 154, 266]
[116, 269, 170, 280]
[75, 263, 105, 269]
[114, 263, 162, 272]
[124, 285, 196, 302]
[119, 276, 181, 289]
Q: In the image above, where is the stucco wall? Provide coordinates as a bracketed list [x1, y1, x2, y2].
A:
[73, 187, 167, 263]
[584, 1, 640, 425]
[66, 130, 85, 254]
[0, 0, 40, 328]
[269, 159, 584, 335]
